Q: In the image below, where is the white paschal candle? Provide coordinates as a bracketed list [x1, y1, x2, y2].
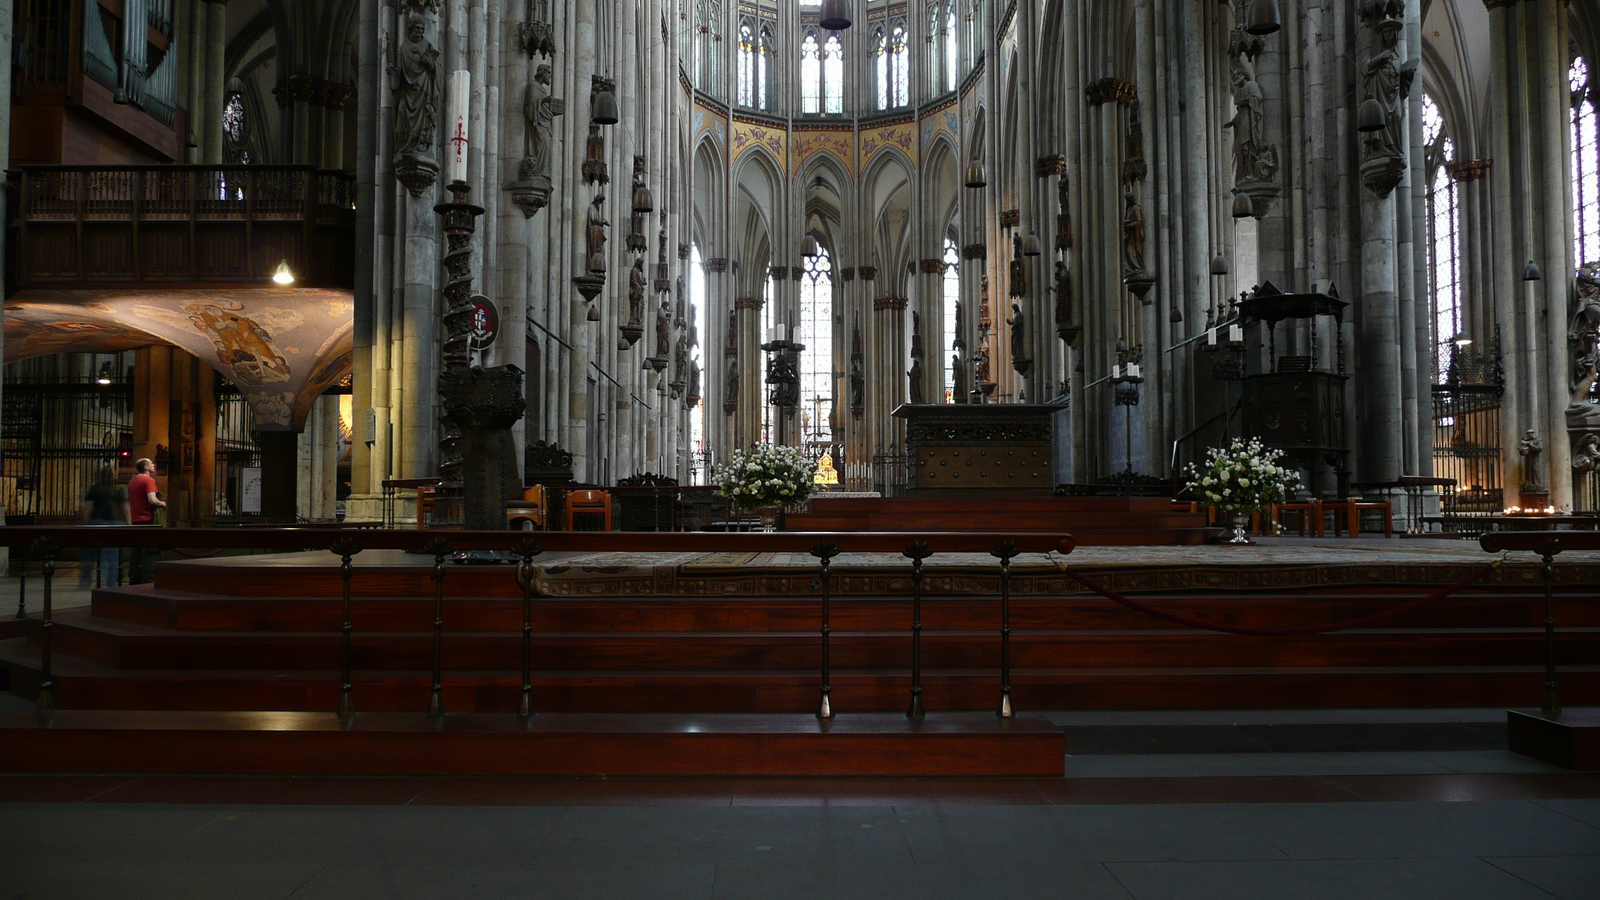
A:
[447, 71, 471, 183]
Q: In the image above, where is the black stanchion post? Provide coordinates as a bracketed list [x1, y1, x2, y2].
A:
[903, 541, 932, 720]
[423, 538, 454, 716]
[31, 537, 60, 716]
[514, 539, 543, 717]
[991, 540, 1020, 719]
[329, 538, 363, 719]
[1538, 539, 1562, 719]
[811, 541, 840, 720]
[16, 545, 27, 620]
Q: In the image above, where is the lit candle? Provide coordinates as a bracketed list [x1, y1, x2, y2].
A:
[447, 71, 471, 183]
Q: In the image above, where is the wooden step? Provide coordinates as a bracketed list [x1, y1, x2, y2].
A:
[4, 645, 1596, 712]
[22, 615, 1600, 673]
[0, 710, 1068, 777]
[85, 588, 1600, 634]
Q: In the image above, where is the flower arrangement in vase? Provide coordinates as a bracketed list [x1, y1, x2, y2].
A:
[1185, 437, 1296, 544]
[716, 444, 819, 531]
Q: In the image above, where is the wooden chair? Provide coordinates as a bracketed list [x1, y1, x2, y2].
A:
[564, 489, 614, 531]
[415, 485, 436, 530]
[1326, 497, 1394, 538]
[1271, 499, 1324, 537]
[506, 484, 549, 531]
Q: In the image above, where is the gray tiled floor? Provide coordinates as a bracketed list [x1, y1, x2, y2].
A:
[2, 799, 1595, 899]
[2, 706, 1595, 899]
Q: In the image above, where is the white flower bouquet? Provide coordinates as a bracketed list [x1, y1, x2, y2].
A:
[716, 444, 819, 511]
[1184, 437, 1295, 513]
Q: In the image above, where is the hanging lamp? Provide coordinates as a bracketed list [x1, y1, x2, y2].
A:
[1524, 260, 1543, 282]
[1245, 0, 1282, 36]
[819, 0, 852, 31]
[592, 86, 620, 125]
[633, 183, 654, 213]
[272, 259, 296, 285]
[1021, 233, 1042, 257]
[1357, 98, 1386, 133]
[802, 234, 820, 259]
[1210, 253, 1231, 276]
[1231, 191, 1254, 219]
[965, 162, 987, 189]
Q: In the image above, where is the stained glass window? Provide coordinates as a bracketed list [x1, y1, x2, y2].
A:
[801, 32, 821, 114]
[799, 247, 834, 445]
[888, 24, 908, 107]
[824, 34, 844, 114]
[1573, 56, 1599, 267]
[1423, 94, 1460, 383]
[737, 22, 756, 107]
[873, 27, 889, 110]
[942, 239, 960, 402]
[222, 92, 245, 142]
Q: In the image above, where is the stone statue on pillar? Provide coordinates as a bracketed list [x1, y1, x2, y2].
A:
[908, 311, 926, 404]
[1008, 302, 1031, 376]
[391, 15, 441, 195]
[1358, 2, 1416, 197]
[650, 299, 671, 372]
[1008, 234, 1028, 298]
[725, 355, 740, 415]
[1519, 428, 1545, 491]
[1122, 189, 1146, 276]
[951, 352, 968, 404]
[1055, 259, 1078, 344]
[585, 194, 609, 273]
[1226, 27, 1275, 189]
[510, 63, 562, 217]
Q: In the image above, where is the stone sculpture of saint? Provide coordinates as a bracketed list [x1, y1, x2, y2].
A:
[1008, 302, 1027, 363]
[523, 64, 557, 178]
[655, 300, 672, 359]
[726, 310, 738, 351]
[1122, 190, 1146, 275]
[627, 257, 646, 327]
[976, 346, 992, 386]
[951, 352, 968, 402]
[1518, 429, 1544, 489]
[909, 311, 925, 362]
[850, 353, 865, 410]
[725, 356, 741, 405]
[1054, 260, 1073, 326]
[1571, 270, 1600, 364]
[1361, 19, 1412, 166]
[1009, 234, 1029, 298]
[1227, 38, 1267, 184]
[392, 16, 441, 160]
[585, 194, 609, 273]
[907, 355, 925, 404]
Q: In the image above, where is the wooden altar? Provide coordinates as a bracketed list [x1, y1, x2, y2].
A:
[893, 403, 1065, 496]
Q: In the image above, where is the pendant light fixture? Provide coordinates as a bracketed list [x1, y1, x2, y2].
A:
[802, 234, 820, 259]
[592, 85, 620, 125]
[1357, 98, 1386, 133]
[1231, 191, 1255, 219]
[1245, 0, 1282, 36]
[1523, 260, 1543, 282]
[633, 183, 654, 213]
[965, 162, 987, 189]
[1210, 253, 1231, 276]
[819, 0, 852, 31]
[1021, 233, 1042, 257]
[96, 362, 114, 385]
[272, 259, 296, 285]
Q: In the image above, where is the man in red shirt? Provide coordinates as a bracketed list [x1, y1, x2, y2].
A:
[127, 458, 167, 583]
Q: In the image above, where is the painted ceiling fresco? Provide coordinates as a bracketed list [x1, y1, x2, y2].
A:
[5, 288, 355, 432]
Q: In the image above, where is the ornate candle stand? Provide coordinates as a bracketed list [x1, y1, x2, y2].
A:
[434, 180, 526, 542]
[761, 337, 804, 446]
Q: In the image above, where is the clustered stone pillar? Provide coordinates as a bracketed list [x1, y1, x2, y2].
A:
[1487, 0, 1576, 508]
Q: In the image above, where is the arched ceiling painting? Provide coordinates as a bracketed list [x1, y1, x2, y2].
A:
[5, 288, 354, 432]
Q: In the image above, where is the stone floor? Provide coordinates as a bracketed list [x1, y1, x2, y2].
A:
[2, 700, 1595, 900]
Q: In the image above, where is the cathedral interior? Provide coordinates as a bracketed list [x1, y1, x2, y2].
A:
[2, 0, 1599, 521]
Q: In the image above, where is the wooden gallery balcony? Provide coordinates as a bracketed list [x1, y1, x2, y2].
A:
[4, 166, 356, 293]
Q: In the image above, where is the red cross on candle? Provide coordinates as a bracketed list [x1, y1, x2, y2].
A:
[450, 120, 468, 160]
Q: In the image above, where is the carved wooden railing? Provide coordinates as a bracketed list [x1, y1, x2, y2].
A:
[5, 165, 356, 291]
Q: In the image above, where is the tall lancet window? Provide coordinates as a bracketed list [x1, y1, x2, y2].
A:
[1573, 55, 1600, 266]
[737, 21, 757, 107]
[824, 34, 844, 114]
[697, 0, 721, 89]
[799, 246, 835, 445]
[800, 32, 822, 114]
[761, 273, 776, 443]
[942, 239, 960, 401]
[946, 3, 959, 91]
[887, 22, 909, 107]
[758, 25, 772, 110]
[1423, 94, 1460, 382]
[689, 245, 708, 480]
[873, 28, 890, 110]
